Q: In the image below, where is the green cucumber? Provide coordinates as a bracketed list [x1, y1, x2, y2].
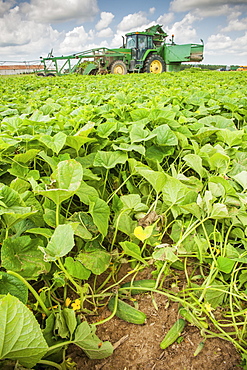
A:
[160, 319, 186, 349]
[108, 297, 146, 324]
[170, 260, 184, 271]
[194, 341, 205, 356]
[120, 279, 156, 295]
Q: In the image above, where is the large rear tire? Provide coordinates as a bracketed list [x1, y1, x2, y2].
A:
[144, 55, 165, 73]
[110, 60, 127, 75]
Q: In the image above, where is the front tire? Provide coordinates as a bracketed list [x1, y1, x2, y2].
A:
[110, 60, 127, 75]
[144, 55, 165, 73]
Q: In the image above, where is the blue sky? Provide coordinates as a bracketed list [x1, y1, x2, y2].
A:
[0, 0, 247, 66]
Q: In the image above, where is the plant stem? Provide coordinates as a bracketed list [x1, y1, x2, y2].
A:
[56, 203, 60, 227]
[57, 258, 87, 302]
[107, 173, 134, 204]
[110, 208, 130, 252]
[95, 272, 113, 293]
[102, 168, 109, 199]
[175, 217, 209, 249]
[93, 291, 119, 326]
[7, 270, 50, 316]
[38, 360, 63, 370]
[154, 261, 167, 290]
[47, 340, 72, 352]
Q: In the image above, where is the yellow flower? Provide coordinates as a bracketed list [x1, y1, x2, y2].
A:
[71, 299, 81, 311]
[65, 297, 71, 307]
[205, 302, 214, 312]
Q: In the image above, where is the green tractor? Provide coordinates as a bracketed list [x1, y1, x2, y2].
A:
[39, 24, 204, 76]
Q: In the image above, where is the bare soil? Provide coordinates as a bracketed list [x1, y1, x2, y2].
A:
[67, 266, 243, 370]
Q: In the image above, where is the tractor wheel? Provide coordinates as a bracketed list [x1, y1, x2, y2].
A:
[110, 60, 127, 75]
[144, 55, 165, 73]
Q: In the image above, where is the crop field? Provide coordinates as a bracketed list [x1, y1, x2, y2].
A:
[0, 70, 247, 369]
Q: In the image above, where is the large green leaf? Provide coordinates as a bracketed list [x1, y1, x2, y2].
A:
[0, 184, 24, 209]
[217, 256, 235, 273]
[209, 203, 229, 219]
[152, 245, 178, 263]
[183, 154, 208, 178]
[37, 159, 83, 205]
[216, 129, 244, 147]
[120, 194, 148, 213]
[76, 181, 99, 205]
[41, 224, 75, 261]
[148, 108, 176, 124]
[0, 294, 48, 368]
[135, 166, 166, 194]
[120, 241, 148, 265]
[74, 321, 113, 359]
[232, 171, 247, 191]
[66, 136, 95, 153]
[55, 159, 83, 191]
[77, 249, 111, 275]
[208, 152, 230, 173]
[89, 198, 110, 237]
[39, 131, 67, 154]
[152, 124, 178, 146]
[14, 149, 40, 163]
[113, 143, 145, 156]
[64, 257, 91, 280]
[1, 236, 50, 280]
[96, 122, 117, 138]
[93, 151, 127, 169]
[198, 115, 235, 129]
[116, 213, 137, 237]
[0, 272, 28, 304]
[130, 124, 156, 143]
[204, 280, 227, 308]
[0, 185, 38, 228]
[162, 175, 190, 205]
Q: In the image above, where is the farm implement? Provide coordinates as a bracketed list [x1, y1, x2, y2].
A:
[39, 24, 204, 76]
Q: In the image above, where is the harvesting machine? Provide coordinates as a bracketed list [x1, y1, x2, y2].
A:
[39, 24, 204, 76]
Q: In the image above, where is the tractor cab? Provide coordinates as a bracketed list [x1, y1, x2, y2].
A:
[126, 33, 154, 61]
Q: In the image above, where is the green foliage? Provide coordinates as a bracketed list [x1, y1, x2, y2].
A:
[0, 294, 48, 368]
[0, 71, 247, 367]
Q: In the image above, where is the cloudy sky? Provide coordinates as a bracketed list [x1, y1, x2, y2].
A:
[0, 0, 247, 66]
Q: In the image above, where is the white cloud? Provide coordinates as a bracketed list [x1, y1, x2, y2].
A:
[157, 12, 175, 26]
[59, 26, 93, 54]
[0, 6, 59, 48]
[96, 12, 114, 31]
[165, 13, 201, 43]
[194, 5, 233, 17]
[22, 0, 99, 23]
[206, 33, 233, 50]
[205, 31, 247, 59]
[170, 0, 247, 19]
[170, 0, 247, 12]
[0, 0, 15, 16]
[149, 7, 155, 15]
[117, 11, 149, 32]
[97, 27, 114, 38]
[235, 31, 247, 50]
[221, 17, 247, 31]
[227, 10, 242, 20]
